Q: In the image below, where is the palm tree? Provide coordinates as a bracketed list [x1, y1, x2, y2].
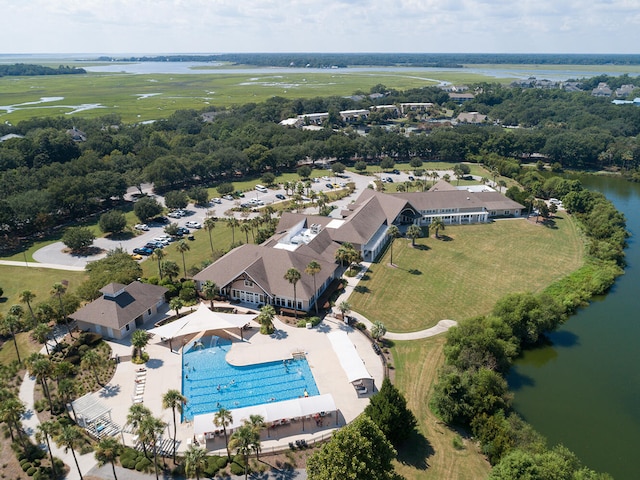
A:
[240, 222, 251, 244]
[161, 260, 180, 281]
[19, 290, 36, 323]
[184, 445, 208, 480]
[453, 164, 464, 185]
[0, 395, 26, 447]
[58, 377, 78, 419]
[176, 240, 191, 278]
[152, 248, 165, 279]
[162, 389, 187, 462]
[36, 420, 60, 480]
[202, 280, 218, 310]
[213, 407, 233, 460]
[28, 355, 54, 412]
[51, 282, 73, 338]
[139, 415, 166, 480]
[55, 424, 84, 480]
[334, 244, 350, 268]
[284, 267, 302, 320]
[204, 216, 216, 257]
[305, 261, 322, 315]
[229, 424, 254, 480]
[81, 349, 103, 386]
[127, 403, 152, 436]
[387, 225, 401, 266]
[1, 314, 23, 363]
[131, 329, 150, 361]
[431, 218, 445, 239]
[31, 322, 52, 355]
[338, 301, 351, 319]
[226, 217, 240, 245]
[430, 170, 440, 188]
[406, 224, 422, 247]
[371, 321, 387, 341]
[95, 436, 123, 480]
[170, 298, 184, 320]
[257, 304, 276, 335]
[245, 414, 265, 462]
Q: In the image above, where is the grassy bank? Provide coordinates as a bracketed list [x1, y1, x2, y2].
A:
[349, 213, 584, 331]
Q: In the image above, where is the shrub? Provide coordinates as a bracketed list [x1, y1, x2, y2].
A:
[230, 455, 246, 476]
[179, 286, 196, 302]
[452, 435, 464, 450]
[26, 467, 37, 476]
[22, 462, 33, 472]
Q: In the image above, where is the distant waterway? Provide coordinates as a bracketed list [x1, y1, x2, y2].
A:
[508, 174, 640, 479]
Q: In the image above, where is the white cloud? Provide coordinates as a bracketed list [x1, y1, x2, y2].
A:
[0, 0, 639, 53]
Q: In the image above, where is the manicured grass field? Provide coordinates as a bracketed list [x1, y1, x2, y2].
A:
[349, 213, 584, 332]
[0, 331, 42, 365]
[392, 335, 491, 479]
[0, 265, 87, 316]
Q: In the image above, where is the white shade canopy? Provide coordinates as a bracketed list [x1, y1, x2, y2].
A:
[327, 331, 373, 383]
[193, 394, 337, 435]
[147, 303, 257, 339]
[71, 393, 112, 427]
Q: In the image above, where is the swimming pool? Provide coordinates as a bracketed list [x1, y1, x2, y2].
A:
[181, 336, 320, 420]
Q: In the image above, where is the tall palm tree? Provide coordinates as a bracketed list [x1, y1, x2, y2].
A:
[28, 355, 54, 412]
[1, 314, 23, 363]
[453, 164, 463, 186]
[31, 322, 52, 355]
[431, 218, 445, 239]
[387, 225, 401, 266]
[19, 290, 36, 323]
[184, 445, 208, 480]
[338, 301, 351, 319]
[371, 321, 387, 341]
[334, 244, 350, 268]
[162, 389, 187, 462]
[176, 240, 191, 278]
[240, 222, 251, 244]
[95, 436, 123, 480]
[81, 349, 103, 386]
[229, 424, 255, 480]
[139, 415, 166, 480]
[169, 298, 184, 319]
[131, 329, 150, 361]
[406, 224, 422, 247]
[284, 267, 302, 320]
[161, 260, 180, 281]
[244, 414, 265, 462]
[152, 248, 165, 279]
[55, 424, 84, 480]
[226, 217, 240, 245]
[213, 407, 233, 460]
[51, 282, 73, 338]
[58, 377, 79, 419]
[202, 280, 218, 310]
[0, 395, 26, 446]
[127, 403, 152, 436]
[204, 216, 216, 257]
[305, 261, 322, 315]
[36, 420, 60, 480]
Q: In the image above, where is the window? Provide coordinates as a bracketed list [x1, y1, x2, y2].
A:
[244, 280, 253, 287]
[147, 308, 151, 315]
[125, 324, 130, 331]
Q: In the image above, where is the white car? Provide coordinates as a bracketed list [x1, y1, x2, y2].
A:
[167, 211, 181, 218]
[211, 197, 222, 204]
[134, 224, 149, 231]
[185, 221, 202, 229]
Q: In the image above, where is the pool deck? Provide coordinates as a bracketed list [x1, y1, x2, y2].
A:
[93, 306, 384, 455]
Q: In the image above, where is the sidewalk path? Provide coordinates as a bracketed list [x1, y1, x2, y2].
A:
[332, 262, 458, 340]
[0, 260, 85, 271]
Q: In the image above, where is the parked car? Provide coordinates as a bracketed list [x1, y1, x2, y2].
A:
[235, 191, 245, 198]
[211, 197, 222, 204]
[134, 224, 149, 231]
[130, 253, 143, 260]
[185, 221, 202, 229]
[145, 242, 164, 250]
[325, 183, 333, 189]
[313, 177, 320, 183]
[386, 177, 394, 183]
[275, 193, 286, 200]
[177, 227, 190, 235]
[187, 234, 195, 241]
[392, 169, 400, 174]
[133, 247, 153, 256]
[156, 216, 170, 224]
[408, 175, 415, 181]
[223, 194, 234, 201]
[167, 211, 182, 218]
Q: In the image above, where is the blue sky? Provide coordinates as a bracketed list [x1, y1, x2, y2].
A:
[2, 0, 639, 54]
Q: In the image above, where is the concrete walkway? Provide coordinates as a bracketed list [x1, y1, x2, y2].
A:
[0, 259, 85, 271]
[332, 261, 458, 340]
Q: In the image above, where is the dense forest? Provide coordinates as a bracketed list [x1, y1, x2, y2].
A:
[0, 63, 86, 77]
[1, 76, 640, 250]
[95, 53, 640, 68]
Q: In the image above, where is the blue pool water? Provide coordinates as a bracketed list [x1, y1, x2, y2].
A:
[181, 336, 320, 420]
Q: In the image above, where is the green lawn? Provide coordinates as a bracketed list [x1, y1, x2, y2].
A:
[0, 265, 87, 317]
[0, 331, 42, 365]
[349, 213, 584, 332]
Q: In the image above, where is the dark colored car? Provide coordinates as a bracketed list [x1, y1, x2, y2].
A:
[275, 193, 286, 200]
[133, 247, 153, 256]
[325, 183, 333, 189]
[187, 234, 195, 241]
[408, 175, 415, 181]
[177, 227, 190, 234]
[392, 169, 400, 174]
[386, 177, 394, 183]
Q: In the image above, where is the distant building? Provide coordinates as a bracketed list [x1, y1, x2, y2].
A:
[66, 127, 87, 142]
[592, 83, 613, 97]
[456, 112, 488, 124]
[449, 92, 475, 103]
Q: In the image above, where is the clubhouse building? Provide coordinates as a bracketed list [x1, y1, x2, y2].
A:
[194, 185, 523, 313]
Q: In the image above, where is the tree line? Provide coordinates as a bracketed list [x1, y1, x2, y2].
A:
[0, 64, 86, 77]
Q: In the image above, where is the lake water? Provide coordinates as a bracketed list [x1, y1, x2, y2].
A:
[508, 174, 640, 479]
